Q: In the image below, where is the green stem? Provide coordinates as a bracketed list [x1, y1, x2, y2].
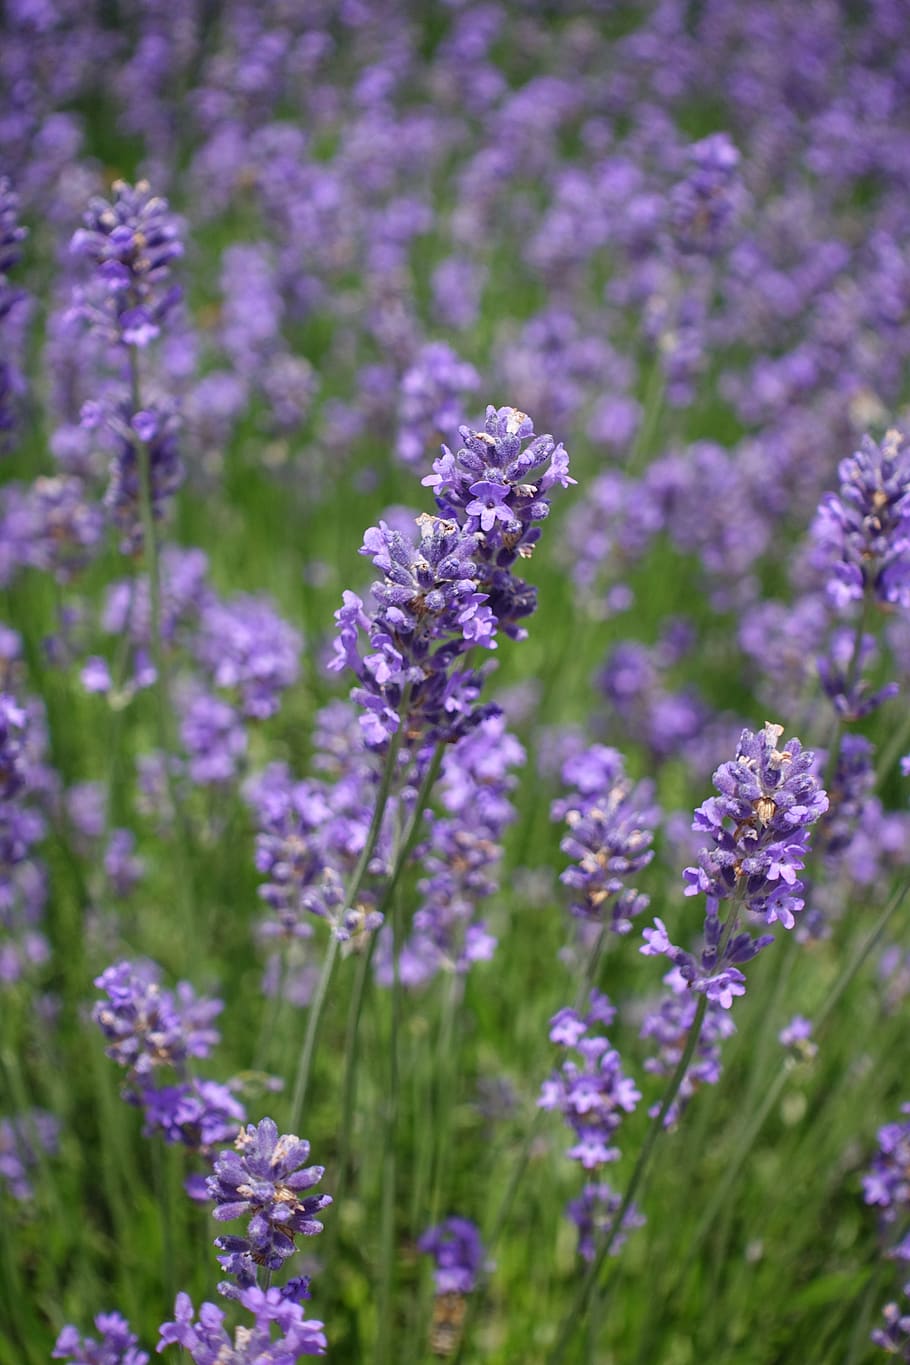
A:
[427, 970, 461, 1233]
[547, 992, 710, 1364]
[331, 742, 446, 1237]
[128, 347, 196, 944]
[376, 885, 404, 1365]
[288, 714, 417, 1132]
[665, 875, 910, 1311]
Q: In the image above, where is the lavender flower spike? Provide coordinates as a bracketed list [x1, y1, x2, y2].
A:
[207, 1117, 331, 1274]
[54, 1313, 149, 1365]
[810, 428, 910, 613]
[157, 1287, 326, 1360]
[642, 722, 828, 1006]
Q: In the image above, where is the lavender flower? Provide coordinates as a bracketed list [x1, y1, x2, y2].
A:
[395, 342, 479, 467]
[640, 967, 736, 1126]
[196, 594, 301, 720]
[422, 405, 575, 640]
[207, 1118, 331, 1275]
[670, 132, 744, 256]
[333, 405, 573, 746]
[567, 1183, 645, 1263]
[0, 1109, 59, 1201]
[157, 1288, 326, 1361]
[93, 961, 223, 1080]
[872, 1284, 910, 1358]
[142, 1080, 245, 1155]
[0, 177, 28, 438]
[418, 1217, 486, 1295]
[553, 744, 658, 933]
[642, 723, 828, 1007]
[864, 1104, 910, 1261]
[811, 429, 910, 614]
[70, 180, 182, 348]
[778, 1015, 817, 1061]
[53, 1313, 148, 1365]
[539, 991, 641, 1170]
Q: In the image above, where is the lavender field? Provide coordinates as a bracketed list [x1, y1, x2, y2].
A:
[3, 2, 910, 1361]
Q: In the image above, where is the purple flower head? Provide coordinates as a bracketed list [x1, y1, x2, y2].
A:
[97, 404, 183, 554]
[396, 341, 479, 467]
[196, 594, 301, 720]
[157, 1288, 326, 1361]
[0, 177, 29, 438]
[871, 1282, 910, 1357]
[141, 1079, 245, 1155]
[539, 993, 641, 1170]
[0, 694, 28, 801]
[640, 968, 736, 1126]
[810, 429, 910, 614]
[179, 690, 247, 788]
[864, 1104, 910, 1252]
[418, 1217, 486, 1295]
[93, 961, 223, 1081]
[554, 744, 658, 933]
[670, 132, 744, 256]
[70, 180, 182, 348]
[207, 1118, 331, 1274]
[567, 1182, 645, 1263]
[53, 1313, 148, 1365]
[779, 1015, 817, 1061]
[0, 1109, 59, 1201]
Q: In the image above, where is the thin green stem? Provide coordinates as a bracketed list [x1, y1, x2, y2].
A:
[332, 741, 446, 1240]
[376, 884, 404, 1365]
[547, 992, 710, 1364]
[128, 347, 196, 944]
[665, 875, 910, 1311]
[427, 970, 461, 1233]
[288, 713, 417, 1131]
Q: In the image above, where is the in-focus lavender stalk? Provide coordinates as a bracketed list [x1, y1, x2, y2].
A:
[93, 961, 245, 1192]
[207, 1117, 331, 1295]
[548, 722, 827, 1361]
[158, 1286, 326, 1360]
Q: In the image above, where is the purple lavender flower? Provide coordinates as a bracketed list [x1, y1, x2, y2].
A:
[0, 177, 29, 438]
[872, 1283, 910, 1358]
[53, 1313, 148, 1365]
[640, 966, 736, 1126]
[157, 1288, 326, 1361]
[864, 1104, 910, 1261]
[418, 1217, 486, 1295]
[141, 1079, 245, 1154]
[670, 132, 744, 256]
[334, 405, 573, 747]
[553, 744, 658, 933]
[567, 1183, 645, 1263]
[70, 180, 182, 348]
[539, 991, 641, 1170]
[93, 961, 223, 1080]
[89, 404, 183, 555]
[641, 723, 827, 1009]
[778, 1015, 817, 1061]
[0, 1109, 59, 1201]
[395, 342, 479, 467]
[810, 429, 910, 613]
[196, 594, 301, 720]
[207, 1118, 331, 1274]
[179, 690, 247, 787]
[104, 829, 145, 899]
[422, 405, 575, 640]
